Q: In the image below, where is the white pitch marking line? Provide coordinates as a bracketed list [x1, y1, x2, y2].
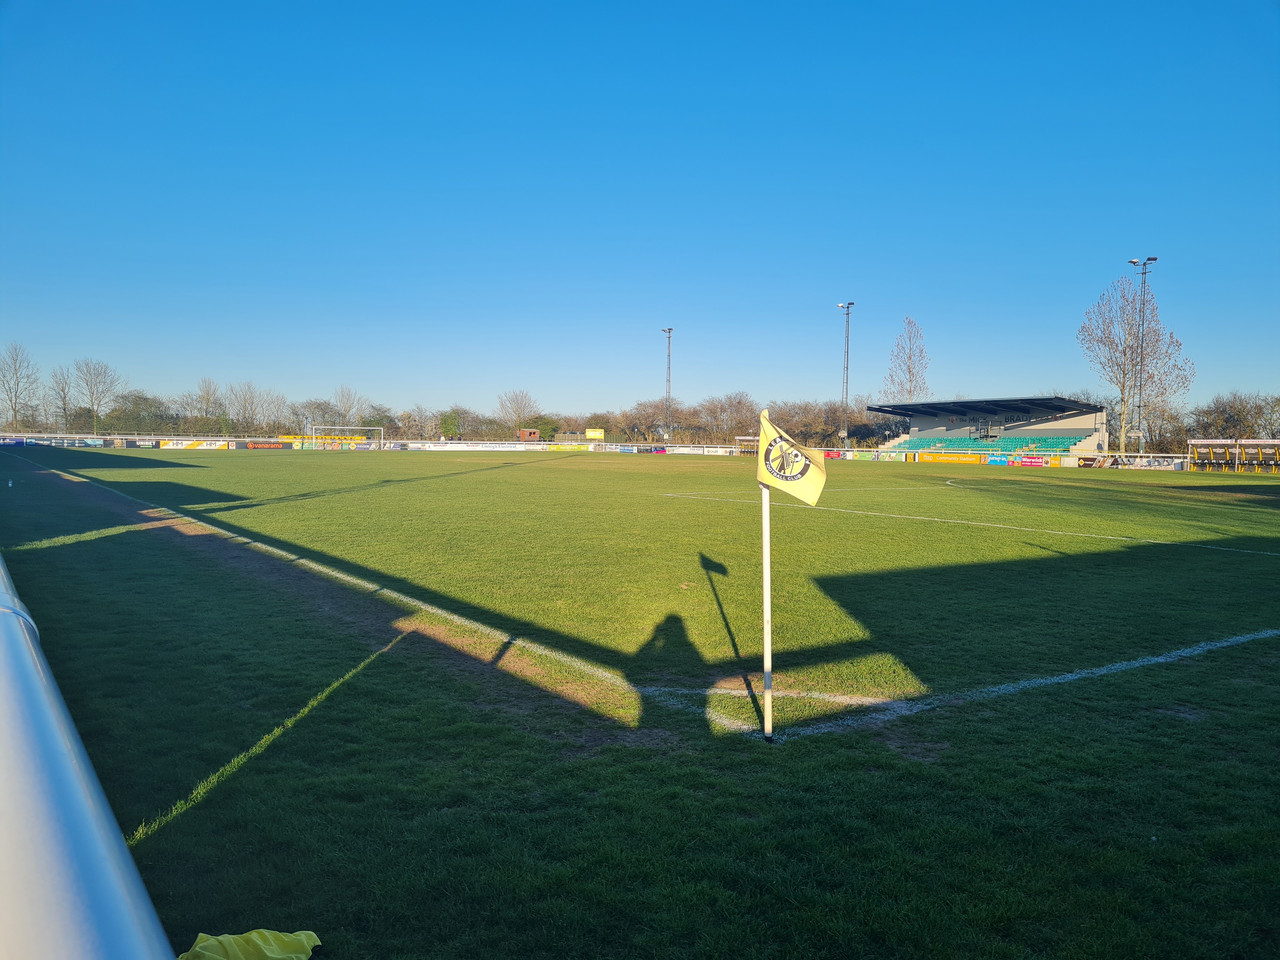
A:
[770, 628, 1280, 742]
[662, 494, 1280, 558]
[638, 685, 890, 707]
[25, 465, 634, 688]
[30, 463, 1280, 742]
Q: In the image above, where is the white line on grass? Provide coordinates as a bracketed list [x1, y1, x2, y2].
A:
[769, 628, 1280, 742]
[25, 459, 1279, 746]
[662, 493, 1280, 557]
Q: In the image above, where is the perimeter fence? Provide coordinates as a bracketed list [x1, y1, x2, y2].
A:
[8, 433, 1267, 473]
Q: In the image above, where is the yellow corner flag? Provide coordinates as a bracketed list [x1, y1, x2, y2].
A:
[757, 409, 827, 506]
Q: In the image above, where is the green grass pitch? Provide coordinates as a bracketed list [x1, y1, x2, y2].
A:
[2, 446, 1278, 959]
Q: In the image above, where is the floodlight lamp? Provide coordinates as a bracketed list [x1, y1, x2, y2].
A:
[1128, 259, 1140, 265]
[1145, 257, 1158, 264]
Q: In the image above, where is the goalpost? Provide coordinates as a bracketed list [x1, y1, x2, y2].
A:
[307, 425, 385, 450]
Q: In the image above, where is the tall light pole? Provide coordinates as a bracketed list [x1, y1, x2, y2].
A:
[662, 327, 673, 439]
[837, 302, 853, 446]
[1127, 257, 1157, 453]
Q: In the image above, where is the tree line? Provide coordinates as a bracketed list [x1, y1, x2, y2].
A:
[0, 348, 909, 446]
[3, 284, 1274, 449]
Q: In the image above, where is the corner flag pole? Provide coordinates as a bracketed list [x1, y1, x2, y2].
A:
[760, 481, 773, 741]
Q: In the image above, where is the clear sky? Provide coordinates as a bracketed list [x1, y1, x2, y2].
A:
[2, 1, 1277, 417]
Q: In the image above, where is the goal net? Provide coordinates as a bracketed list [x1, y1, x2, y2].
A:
[305, 425, 386, 450]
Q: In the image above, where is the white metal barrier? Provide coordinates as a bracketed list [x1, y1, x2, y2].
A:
[0, 552, 173, 959]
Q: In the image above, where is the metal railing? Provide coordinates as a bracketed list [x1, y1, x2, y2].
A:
[0, 552, 173, 959]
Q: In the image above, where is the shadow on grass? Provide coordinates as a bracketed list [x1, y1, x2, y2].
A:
[8, 445, 1280, 751]
[5, 447, 887, 741]
[10, 445, 208, 469]
[9, 448, 1280, 960]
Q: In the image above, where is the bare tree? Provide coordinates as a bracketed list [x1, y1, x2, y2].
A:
[330, 385, 370, 427]
[1077, 277, 1194, 453]
[0, 342, 41, 430]
[1260, 396, 1280, 440]
[881, 317, 931, 403]
[695, 391, 757, 443]
[438, 404, 485, 439]
[259, 389, 290, 434]
[406, 404, 440, 439]
[225, 381, 267, 434]
[73, 358, 125, 434]
[290, 398, 339, 432]
[767, 399, 849, 447]
[195, 377, 223, 418]
[1189, 391, 1279, 440]
[557, 412, 588, 434]
[614, 398, 668, 441]
[46, 365, 76, 432]
[496, 389, 541, 432]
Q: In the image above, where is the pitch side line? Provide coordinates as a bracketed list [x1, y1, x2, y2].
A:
[21, 461, 1279, 746]
[662, 493, 1280, 558]
[769, 628, 1280, 742]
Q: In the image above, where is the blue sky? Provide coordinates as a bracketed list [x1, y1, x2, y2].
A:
[2, 1, 1277, 416]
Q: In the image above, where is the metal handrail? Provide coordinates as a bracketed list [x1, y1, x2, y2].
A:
[0, 552, 173, 959]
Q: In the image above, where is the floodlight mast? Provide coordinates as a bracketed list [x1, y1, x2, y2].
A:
[838, 302, 853, 446]
[662, 327, 673, 440]
[1128, 257, 1157, 453]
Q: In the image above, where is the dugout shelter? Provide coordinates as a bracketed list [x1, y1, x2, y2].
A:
[869, 395, 1107, 454]
[1188, 439, 1280, 473]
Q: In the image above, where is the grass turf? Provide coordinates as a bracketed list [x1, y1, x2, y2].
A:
[2, 446, 1278, 958]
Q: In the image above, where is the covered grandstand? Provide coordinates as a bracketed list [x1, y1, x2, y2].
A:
[869, 396, 1107, 455]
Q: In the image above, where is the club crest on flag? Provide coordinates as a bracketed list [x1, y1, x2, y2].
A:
[762, 436, 812, 483]
[757, 409, 826, 506]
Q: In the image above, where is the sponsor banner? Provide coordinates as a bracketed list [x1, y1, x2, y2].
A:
[618, 445, 637, 453]
[279, 435, 367, 442]
[651, 448, 668, 454]
[1017, 455, 1048, 467]
[245, 441, 293, 450]
[476, 442, 545, 452]
[352, 443, 377, 451]
[668, 445, 737, 455]
[919, 452, 982, 464]
[585, 428, 605, 439]
[385, 442, 405, 451]
[128, 439, 160, 449]
[850, 451, 877, 461]
[873, 451, 906, 462]
[824, 450, 844, 459]
[0, 437, 24, 445]
[985, 454, 1009, 466]
[548, 444, 590, 452]
[404, 441, 550, 452]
